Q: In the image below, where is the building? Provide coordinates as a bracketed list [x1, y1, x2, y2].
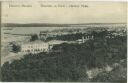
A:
[21, 41, 49, 54]
[76, 36, 93, 44]
[21, 40, 66, 54]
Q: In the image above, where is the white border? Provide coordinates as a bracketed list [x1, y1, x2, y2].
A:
[0, 0, 127, 83]
[0, 0, 127, 2]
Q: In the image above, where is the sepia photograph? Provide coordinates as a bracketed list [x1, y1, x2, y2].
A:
[1, 1, 127, 82]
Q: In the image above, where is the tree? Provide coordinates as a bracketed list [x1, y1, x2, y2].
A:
[30, 34, 38, 41]
[12, 44, 21, 53]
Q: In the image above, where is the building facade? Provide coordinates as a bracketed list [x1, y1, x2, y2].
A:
[21, 42, 49, 54]
[21, 40, 66, 54]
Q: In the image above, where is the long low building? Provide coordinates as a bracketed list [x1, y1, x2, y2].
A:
[21, 40, 66, 54]
[21, 41, 49, 54]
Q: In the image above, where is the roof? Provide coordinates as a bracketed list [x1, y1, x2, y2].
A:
[48, 40, 66, 45]
[22, 40, 48, 45]
[22, 40, 67, 46]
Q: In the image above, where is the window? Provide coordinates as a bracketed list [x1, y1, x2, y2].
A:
[37, 49, 40, 51]
[27, 50, 30, 52]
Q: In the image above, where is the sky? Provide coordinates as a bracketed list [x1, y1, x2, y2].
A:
[1, 1, 127, 24]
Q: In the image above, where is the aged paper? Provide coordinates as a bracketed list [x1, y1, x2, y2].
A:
[1, 1, 127, 82]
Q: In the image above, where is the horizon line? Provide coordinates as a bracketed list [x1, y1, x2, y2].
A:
[2, 22, 127, 24]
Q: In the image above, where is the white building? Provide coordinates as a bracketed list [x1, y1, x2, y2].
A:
[21, 41, 49, 54]
[76, 36, 94, 44]
[21, 40, 66, 54]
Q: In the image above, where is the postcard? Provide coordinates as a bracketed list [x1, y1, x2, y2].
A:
[1, 1, 127, 82]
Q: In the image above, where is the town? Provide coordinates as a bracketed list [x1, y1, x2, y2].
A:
[1, 23, 127, 82]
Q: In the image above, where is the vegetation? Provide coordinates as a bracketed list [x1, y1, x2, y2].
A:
[46, 33, 82, 41]
[12, 44, 21, 53]
[1, 30, 127, 82]
[92, 59, 127, 82]
[30, 34, 39, 41]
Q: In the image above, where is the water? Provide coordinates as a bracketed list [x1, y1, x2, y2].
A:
[2, 27, 62, 34]
[2, 27, 86, 34]
[1, 23, 126, 35]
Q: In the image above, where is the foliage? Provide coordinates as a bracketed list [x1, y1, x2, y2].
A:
[30, 34, 39, 41]
[46, 33, 86, 41]
[1, 30, 127, 82]
[91, 60, 127, 82]
[12, 44, 21, 53]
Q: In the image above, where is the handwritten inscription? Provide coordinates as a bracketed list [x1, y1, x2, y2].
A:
[9, 4, 32, 8]
[9, 3, 88, 8]
[40, 4, 88, 8]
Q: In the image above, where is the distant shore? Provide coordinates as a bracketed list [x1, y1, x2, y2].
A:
[2, 23, 126, 27]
